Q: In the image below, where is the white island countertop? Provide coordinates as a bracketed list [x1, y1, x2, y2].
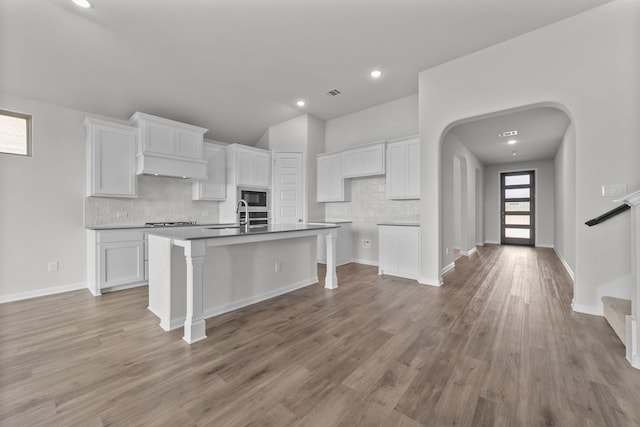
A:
[146, 223, 338, 241]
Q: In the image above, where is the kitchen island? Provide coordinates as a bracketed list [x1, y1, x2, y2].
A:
[146, 223, 339, 343]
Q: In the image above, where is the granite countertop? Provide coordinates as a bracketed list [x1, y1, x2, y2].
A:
[86, 223, 235, 231]
[377, 222, 421, 227]
[146, 223, 339, 241]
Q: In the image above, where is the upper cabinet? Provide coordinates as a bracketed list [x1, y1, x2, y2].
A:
[317, 152, 350, 202]
[227, 144, 271, 188]
[342, 141, 386, 178]
[128, 112, 208, 180]
[192, 143, 226, 201]
[386, 136, 420, 200]
[85, 118, 138, 198]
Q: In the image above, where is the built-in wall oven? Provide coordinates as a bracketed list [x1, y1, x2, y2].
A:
[237, 187, 270, 226]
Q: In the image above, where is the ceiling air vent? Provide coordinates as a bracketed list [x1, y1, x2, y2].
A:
[498, 130, 518, 137]
[326, 89, 342, 97]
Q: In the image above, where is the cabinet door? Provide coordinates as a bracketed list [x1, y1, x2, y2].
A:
[379, 228, 399, 276]
[342, 150, 362, 177]
[317, 154, 346, 202]
[398, 229, 420, 279]
[87, 120, 137, 198]
[252, 151, 271, 187]
[386, 142, 406, 199]
[144, 121, 174, 155]
[99, 241, 144, 289]
[193, 145, 226, 200]
[175, 129, 202, 159]
[361, 144, 385, 175]
[236, 149, 254, 186]
[406, 139, 420, 198]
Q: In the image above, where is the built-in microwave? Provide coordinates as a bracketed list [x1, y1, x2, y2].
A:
[237, 187, 269, 210]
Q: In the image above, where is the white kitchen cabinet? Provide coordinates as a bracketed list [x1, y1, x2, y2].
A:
[84, 118, 138, 198]
[342, 141, 386, 178]
[227, 144, 271, 188]
[314, 222, 352, 265]
[128, 112, 208, 179]
[87, 229, 146, 295]
[317, 152, 350, 202]
[192, 143, 226, 200]
[386, 136, 420, 200]
[378, 225, 420, 280]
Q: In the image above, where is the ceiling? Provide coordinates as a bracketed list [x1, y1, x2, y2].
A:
[449, 107, 571, 165]
[0, 0, 612, 145]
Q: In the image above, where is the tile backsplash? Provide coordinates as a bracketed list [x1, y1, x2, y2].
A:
[84, 175, 220, 227]
[325, 177, 420, 223]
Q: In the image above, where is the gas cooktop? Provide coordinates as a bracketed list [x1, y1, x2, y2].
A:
[144, 221, 197, 227]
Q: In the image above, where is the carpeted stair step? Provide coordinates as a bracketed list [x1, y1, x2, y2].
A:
[602, 296, 631, 345]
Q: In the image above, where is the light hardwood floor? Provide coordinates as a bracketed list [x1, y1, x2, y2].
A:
[2, 245, 640, 426]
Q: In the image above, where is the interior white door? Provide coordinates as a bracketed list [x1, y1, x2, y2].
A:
[273, 152, 303, 224]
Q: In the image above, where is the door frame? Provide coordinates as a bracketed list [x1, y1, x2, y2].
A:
[498, 168, 537, 247]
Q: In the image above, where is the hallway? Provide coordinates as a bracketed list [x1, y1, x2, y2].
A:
[1, 246, 639, 426]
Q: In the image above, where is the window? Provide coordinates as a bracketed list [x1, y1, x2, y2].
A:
[0, 109, 32, 156]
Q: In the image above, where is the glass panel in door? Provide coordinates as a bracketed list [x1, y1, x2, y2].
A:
[501, 170, 535, 246]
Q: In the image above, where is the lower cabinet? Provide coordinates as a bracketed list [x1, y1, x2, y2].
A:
[87, 229, 146, 295]
[378, 225, 420, 280]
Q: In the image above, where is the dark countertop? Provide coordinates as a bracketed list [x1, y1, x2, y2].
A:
[377, 222, 420, 227]
[308, 220, 352, 224]
[86, 223, 235, 231]
[146, 223, 339, 241]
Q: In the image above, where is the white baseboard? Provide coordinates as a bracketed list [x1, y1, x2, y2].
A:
[536, 244, 555, 249]
[441, 262, 455, 275]
[0, 281, 87, 304]
[317, 259, 355, 267]
[484, 240, 500, 245]
[476, 242, 484, 247]
[553, 248, 575, 281]
[418, 276, 443, 287]
[461, 247, 477, 256]
[571, 298, 602, 316]
[351, 258, 378, 267]
[166, 276, 319, 331]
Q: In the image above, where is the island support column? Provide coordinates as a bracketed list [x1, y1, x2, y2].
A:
[324, 229, 338, 289]
[184, 240, 207, 344]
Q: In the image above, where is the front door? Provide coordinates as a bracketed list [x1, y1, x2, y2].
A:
[500, 170, 535, 246]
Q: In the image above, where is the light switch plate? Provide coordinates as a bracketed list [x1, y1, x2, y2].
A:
[602, 184, 627, 197]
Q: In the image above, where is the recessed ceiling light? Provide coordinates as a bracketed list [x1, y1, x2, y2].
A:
[512, 151, 518, 156]
[507, 140, 517, 145]
[370, 70, 382, 79]
[296, 100, 305, 107]
[72, 0, 92, 8]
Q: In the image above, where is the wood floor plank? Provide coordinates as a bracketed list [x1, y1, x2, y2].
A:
[2, 246, 640, 426]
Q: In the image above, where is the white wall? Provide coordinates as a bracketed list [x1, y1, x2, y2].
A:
[418, 0, 640, 311]
[554, 122, 576, 278]
[325, 94, 419, 152]
[440, 132, 484, 270]
[266, 114, 326, 222]
[324, 94, 419, 265]
[0, 93, 87, 299]
[483, 160, 555, 247]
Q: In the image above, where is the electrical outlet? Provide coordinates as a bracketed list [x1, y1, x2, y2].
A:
[274, 261, 281, 272]
[48, 261, 59, 272]
[446, 247, 449, 255]
[362, 239, 371, 249]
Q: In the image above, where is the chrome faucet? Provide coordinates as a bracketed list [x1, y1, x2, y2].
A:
[236, 199, 249, 230]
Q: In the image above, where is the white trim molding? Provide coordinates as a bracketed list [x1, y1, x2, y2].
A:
[0, 281, 87, 304]
[571, 298, 602, 316]
[351, 258, 378, 267]
[441, 262, 455, 275]
[553, 248, 575, 281]
[461, 247, 477, 256]
[626, 315, 640, 369]
[419, 276, 443, 287]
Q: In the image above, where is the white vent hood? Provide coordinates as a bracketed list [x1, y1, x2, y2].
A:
[128, 112, 208, 180]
